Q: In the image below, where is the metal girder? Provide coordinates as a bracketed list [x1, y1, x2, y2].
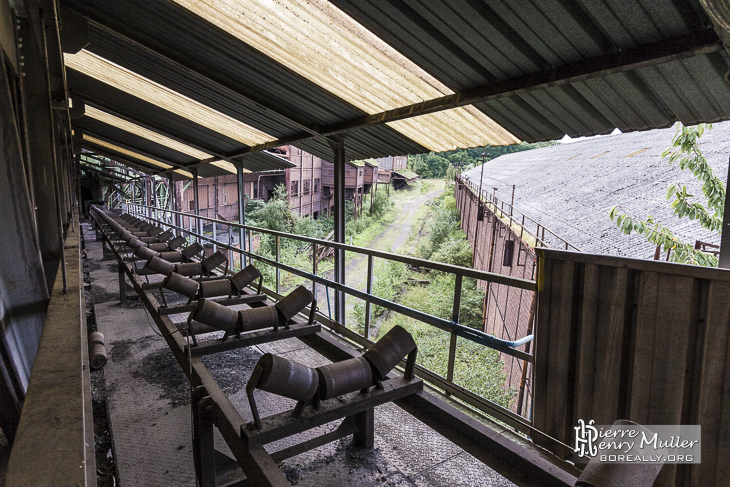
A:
[81, 144, 158, 177]
[225, 28, 723, 156]
[109, 184, 130, 199]
[236, 161, 247, 266]
[321, 29, 722, 136]
[81, 156, 137, 179]
[79, 162, 130, 183]
[83, 152, 144, 177]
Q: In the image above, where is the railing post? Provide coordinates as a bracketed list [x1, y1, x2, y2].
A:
[236, 161, 247, 268]
[312, 243, 318, 299]
[193, 169, 201, 243]
[447, 274, 462, 384]
[212, 218, 218, 253]
[364, 255, 374, 339]
[275, 235, 280, 295]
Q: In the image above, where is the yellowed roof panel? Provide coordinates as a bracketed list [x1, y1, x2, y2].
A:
[172, 0, 519, 150]
[83, 134, 172, 170]
[174, 169, 195, 179]
[85, 106, 213, 159]
[210, 160, 238, 174]
[66, 50, 277, 146]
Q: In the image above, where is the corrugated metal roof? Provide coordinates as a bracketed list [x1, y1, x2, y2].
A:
[170, 0, 518, 151]
[61, 0, 730, 179]
[333, 0, 730, 141]
[460, 121, 730, 258]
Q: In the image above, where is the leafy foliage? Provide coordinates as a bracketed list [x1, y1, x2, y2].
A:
[609, 123, 722, 267]
[408, 141, 557, 179]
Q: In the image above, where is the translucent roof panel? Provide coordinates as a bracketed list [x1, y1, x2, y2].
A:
[172, 0, 519, 150]
[66, 50, 277, 146]
[84, 106, 212, 160]
[82, 134, 172, 170]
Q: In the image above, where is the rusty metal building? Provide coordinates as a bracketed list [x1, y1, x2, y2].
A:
[3, 1, 730, 486]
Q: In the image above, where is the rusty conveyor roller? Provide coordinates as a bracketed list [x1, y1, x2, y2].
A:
[145, 255, 175, 277]
[317, 357, 373, 400]
[274, 285, 313, 322]
[363, 325, 417, 381]
[176, 262, 203, 277]
[199, 279, 233, 298]
[187, 284, 315, 344]
[246, 325, 418, 429]
[230, 264, 262, 294]
[247, 354, 320, 427]
[134, 245, 158, 261]
[162, 272, 199, 299]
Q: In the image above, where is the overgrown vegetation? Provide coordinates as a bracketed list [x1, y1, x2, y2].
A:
[247, 183, 394, 289]
[409, 142, 557, 178]
[366, 176, 515, 407]
[609, 123, 723, 266]
[247, 177, 515, 408]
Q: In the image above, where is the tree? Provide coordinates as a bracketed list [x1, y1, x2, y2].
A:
[609, 123, 724, 267]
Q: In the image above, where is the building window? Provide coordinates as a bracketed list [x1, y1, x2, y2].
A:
[291, 180, 299, 197]
[189, 200, 195, 210]
[314, 178, 320, 193]
[303, 180, 310, 195]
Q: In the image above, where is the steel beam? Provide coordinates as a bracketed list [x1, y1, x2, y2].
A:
[79, 162, 129, 183]
[329, 138, 346, 325]
[236, 161, 247, 267]
[223, 29, 722, 157]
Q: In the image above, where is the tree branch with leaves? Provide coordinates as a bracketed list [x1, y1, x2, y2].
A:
[609, 123, 723, 267]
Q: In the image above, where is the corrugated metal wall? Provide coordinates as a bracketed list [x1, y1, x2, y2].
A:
[534, 248, 730, 486]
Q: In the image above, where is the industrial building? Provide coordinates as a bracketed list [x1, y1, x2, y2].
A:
[2, 1, 730, 486]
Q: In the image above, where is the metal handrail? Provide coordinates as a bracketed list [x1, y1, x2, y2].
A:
[456, 175, 582, 252]
[124, 202, 537, 427]
[127, 202, 537, 291]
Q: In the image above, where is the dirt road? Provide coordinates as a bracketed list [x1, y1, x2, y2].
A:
[315, 181, 445, 321]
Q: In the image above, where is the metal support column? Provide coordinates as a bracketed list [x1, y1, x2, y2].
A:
[151, 177, 158, 223]
[168, 172, 176, 228]
[329, 138, 346, 325]
[193, 169, 201, 242]
[236, 162, 247, 268]
[719, 154, 730, 268]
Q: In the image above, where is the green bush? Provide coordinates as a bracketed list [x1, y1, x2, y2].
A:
[352, 257, 407, 332]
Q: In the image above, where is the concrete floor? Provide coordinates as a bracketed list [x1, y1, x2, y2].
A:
[83, 222, 516, 487]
